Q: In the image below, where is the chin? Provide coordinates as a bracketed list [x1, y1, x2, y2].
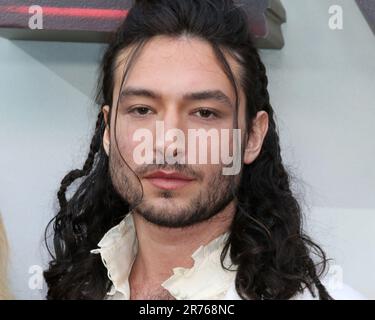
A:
[140, 197, 188, 213]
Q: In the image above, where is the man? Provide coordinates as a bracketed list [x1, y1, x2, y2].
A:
[44, 0, 363, 300]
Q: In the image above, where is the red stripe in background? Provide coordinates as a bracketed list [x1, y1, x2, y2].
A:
[1, 5, 128, 19]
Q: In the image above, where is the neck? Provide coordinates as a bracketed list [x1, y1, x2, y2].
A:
[129, 201, 236, 287]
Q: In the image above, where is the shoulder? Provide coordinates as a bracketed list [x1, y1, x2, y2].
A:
[296, 265, 366, 300]
[294, 274, 366, 300]
[326, 284, 366, 300]
[291, 268, 367, 300]
[293, 284, 366, 300]
[223, 272, 367, 300]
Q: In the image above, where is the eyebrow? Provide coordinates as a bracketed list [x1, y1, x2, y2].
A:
[120, 86, 233, 109]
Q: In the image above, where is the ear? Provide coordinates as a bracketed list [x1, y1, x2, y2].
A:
[243, 111, 269, 165]
[102, 105, 111, 156]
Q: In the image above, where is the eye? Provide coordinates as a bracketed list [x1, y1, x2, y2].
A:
[128, 106, 153, 117]
[193, 108, 219, 119]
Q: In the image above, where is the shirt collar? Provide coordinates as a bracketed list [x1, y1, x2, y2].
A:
[91, 211, 237, 299]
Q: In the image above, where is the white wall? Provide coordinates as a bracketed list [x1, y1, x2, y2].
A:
[0, 0, 374, 299]
[0, 40, 105, 299]
[261, 0, 375, 298]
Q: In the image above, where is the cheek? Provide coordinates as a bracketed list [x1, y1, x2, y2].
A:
[198, 164, 223, 185]
[112, 121, 141, 163]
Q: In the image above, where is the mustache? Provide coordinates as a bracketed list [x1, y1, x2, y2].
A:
[135, 163, 204, 181]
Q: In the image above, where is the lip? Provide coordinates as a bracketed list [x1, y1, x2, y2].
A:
[144, 170, 195, 190]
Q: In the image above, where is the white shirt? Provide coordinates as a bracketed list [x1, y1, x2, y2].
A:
[91, 212, 366, 300]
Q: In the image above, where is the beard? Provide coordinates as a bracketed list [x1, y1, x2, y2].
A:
[109, 145, 239, 228]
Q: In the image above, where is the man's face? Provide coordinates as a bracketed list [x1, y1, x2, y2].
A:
[104, 35, 248, 228]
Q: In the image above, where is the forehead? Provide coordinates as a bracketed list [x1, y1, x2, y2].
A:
[113, 35, 243, 103]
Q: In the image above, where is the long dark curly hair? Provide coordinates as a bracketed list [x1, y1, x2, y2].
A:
[44, 0, 332, 300]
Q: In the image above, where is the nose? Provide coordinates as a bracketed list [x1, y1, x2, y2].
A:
[154, 106, 186, 163]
